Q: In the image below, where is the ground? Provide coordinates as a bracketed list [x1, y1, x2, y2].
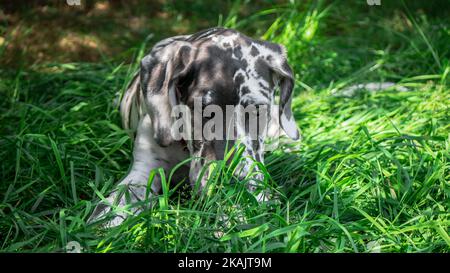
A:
[0, 0, 449, 252]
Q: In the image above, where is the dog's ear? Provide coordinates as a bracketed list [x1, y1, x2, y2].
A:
[265, 44, 300, 140]
[120, 72, 144, 138]
[140, 41, 195, 147]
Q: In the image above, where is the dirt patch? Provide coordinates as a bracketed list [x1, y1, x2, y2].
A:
[0, 0, 229, 68]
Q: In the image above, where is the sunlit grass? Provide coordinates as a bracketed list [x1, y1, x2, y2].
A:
[0, 1, 448, 252]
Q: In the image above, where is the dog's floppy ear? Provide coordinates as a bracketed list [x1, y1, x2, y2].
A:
[140, 41, 195, 147]
[265, 44, 300, 140]
[120, 72, 144, 138]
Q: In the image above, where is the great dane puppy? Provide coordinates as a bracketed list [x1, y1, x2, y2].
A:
[89, 27, 300, 226]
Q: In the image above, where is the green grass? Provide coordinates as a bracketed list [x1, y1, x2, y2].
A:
[0, 0, 449, 252]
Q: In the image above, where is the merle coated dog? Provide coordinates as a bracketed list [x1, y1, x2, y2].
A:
[89, 27, 300, 226]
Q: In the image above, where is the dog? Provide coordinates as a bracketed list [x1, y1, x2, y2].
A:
[88, 27, 300, 226]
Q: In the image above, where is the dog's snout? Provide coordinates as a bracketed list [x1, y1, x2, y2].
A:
[234, 156, 264, 181]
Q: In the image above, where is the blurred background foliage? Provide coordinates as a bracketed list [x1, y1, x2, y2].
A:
[0, 0, 448, 70]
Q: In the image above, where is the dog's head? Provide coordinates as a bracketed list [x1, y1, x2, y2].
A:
[134, 28, 299, 188]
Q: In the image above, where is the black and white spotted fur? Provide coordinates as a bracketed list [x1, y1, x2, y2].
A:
[89, 28, 300, 226]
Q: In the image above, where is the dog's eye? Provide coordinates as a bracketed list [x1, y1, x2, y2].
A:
[202, 90, 215, 106]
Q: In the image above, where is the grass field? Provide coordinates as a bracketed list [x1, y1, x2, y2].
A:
[0, 1, 449, 252]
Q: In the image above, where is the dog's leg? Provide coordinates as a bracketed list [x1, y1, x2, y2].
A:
[88, 115, 188, 227]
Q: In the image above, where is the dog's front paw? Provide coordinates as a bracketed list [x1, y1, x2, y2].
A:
[88, 182, 151, 228]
